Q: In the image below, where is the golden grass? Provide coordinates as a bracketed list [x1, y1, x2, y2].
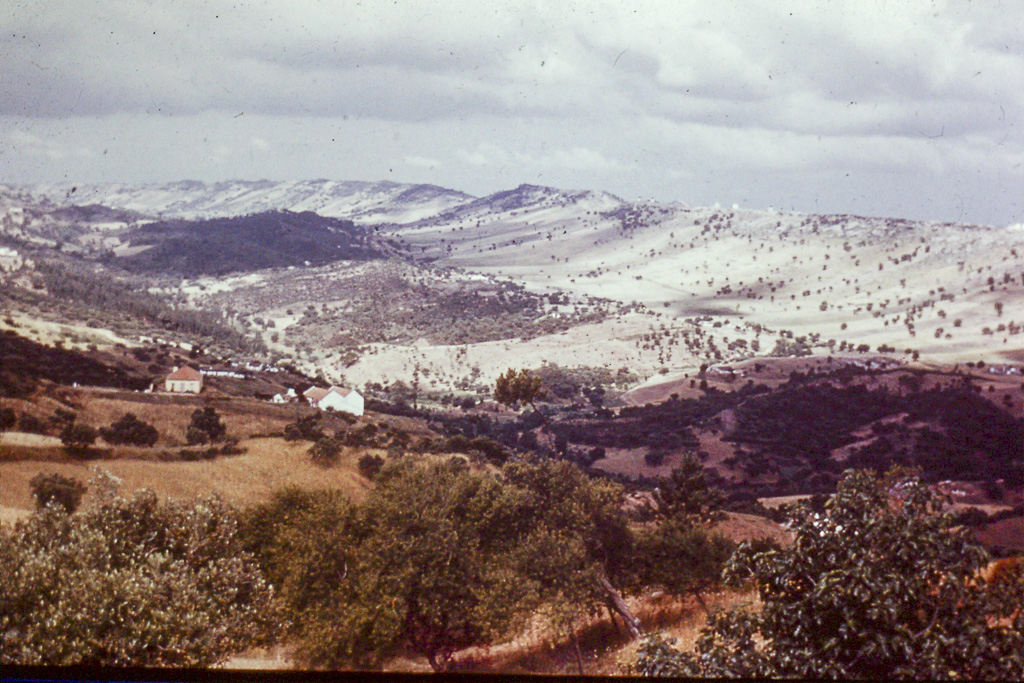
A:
[0, 437, 373, 512]
[448, 587, 759, 675]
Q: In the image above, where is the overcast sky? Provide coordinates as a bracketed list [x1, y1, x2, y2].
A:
[2, 0, 1022, 225]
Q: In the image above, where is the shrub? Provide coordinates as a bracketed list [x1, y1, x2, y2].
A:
[60, 422, 97, 454]
[99, 412, 159, 447]
[644, 448, 667, 467]
[357, 453, 385, 479]
[29, 473, 87, 513]
[17, 412, 47, 434]
[1, 406, 17, 430]
[309, 436, 344, 467]
[185, 406, 226, 445]
[0, 471, 279, 666]
[284, 414, 325, 442]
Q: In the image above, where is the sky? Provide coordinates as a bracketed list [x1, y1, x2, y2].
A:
[1, 0, 1022, 226]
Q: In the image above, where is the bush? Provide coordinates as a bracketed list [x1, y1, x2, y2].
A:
[644, 448, 667, 467]
[99, 412, 159, 447]
[29, 473, 87, 513]
[309, 436, 344, 467]
[284, 414, 325, 442]
[17, 412, 47, 434]
[185, 406, 226, 445]
[60, 422, 97, 454]
[357, 454, 385, 479]
[0, 471, 279, 666]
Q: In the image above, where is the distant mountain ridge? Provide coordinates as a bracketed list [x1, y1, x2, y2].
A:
[5, 179, 475, 224]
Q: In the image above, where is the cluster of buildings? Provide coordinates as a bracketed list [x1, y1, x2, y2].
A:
[163, 365, 363, 417]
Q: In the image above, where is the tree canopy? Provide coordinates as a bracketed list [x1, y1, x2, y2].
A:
[633, 468, 1024, 679]
[494, 368, 548, 424]
[0, 470, 278, 667]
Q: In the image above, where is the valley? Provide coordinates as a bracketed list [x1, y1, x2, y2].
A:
[2, 177, 1023, 673]
[2, 177, 1021, 509]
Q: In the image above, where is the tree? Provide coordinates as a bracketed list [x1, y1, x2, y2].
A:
[29, 473, 87, 513]
[500, 458, 644, 657]
[185, 406, 226, 445]
[0, 469, 278, 666]
[633, 469, 1024, 679]
[283, 459, 536, 672]
[633, 456, 733, 611]
[0, 406, 15, 431]
[494, 368, 548, 426]
[99, 412, 159, 447]
[250, 458, 648, 673]
[646, 454, 725, 525]
[60, 421, 97, 454]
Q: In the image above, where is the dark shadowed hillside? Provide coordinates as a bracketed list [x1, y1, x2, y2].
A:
[119, 210, 391, 276]
[0, 330, 151, 396]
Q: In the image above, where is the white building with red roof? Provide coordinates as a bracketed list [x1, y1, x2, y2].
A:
[303, 385, 364, 416]
[165, 366, 203, 394]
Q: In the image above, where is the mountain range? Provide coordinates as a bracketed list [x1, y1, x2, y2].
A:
[1, 178, 1022, 394]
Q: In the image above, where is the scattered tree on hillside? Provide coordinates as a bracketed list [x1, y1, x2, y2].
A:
[185, 406, 226, 445]
[60, 421, 97, 455]
[495, 368, 548, 426]
[633, 468, 1024, 679]
[309, 435, 344, 467]
[0, 406, 16, 431]
[99, 412, 159, 447]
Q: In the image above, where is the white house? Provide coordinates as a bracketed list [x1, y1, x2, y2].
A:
[165, 366, 203, 394]
[304, 385, 364, 416]
[271, 388, 298, 404]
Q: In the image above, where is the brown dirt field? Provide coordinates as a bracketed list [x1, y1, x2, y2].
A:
[0, 437, 373, 512]
[974, 515, 1024, 554]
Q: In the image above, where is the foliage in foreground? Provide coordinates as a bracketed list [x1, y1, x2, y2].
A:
[0, 470, 279, 667]
[633, 469, 1024, 679]
[244, 457, 731, 672]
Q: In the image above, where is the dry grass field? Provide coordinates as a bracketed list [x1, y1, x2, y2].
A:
[0, 437, 373, 513]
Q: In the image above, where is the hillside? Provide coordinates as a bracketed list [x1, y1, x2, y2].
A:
[118, 210, 391, 277]
[387, 191, 1024, 365]
[4, 179, 474, 224]
[3, 178, 1023, 394]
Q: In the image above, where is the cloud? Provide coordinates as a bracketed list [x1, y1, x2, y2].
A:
[403, 155, 441, 169]
[0, 0, 1020, 225]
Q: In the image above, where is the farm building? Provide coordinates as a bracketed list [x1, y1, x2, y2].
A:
[303, 385, 364, 416]
[165, 366, 203, 394]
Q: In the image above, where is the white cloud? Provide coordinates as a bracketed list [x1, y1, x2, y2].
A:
[403, 155, 441, 169]
[0, 0, 1020, 225]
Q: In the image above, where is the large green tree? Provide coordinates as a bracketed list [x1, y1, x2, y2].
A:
[250, 458, 656, 672]
[0, 470, 278, 667]
[269, 459, 537, 672]
[634, 469, 1024, 679]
